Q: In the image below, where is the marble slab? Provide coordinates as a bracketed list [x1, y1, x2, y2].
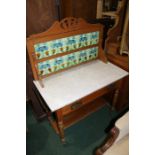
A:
[34, 60, 128, 112]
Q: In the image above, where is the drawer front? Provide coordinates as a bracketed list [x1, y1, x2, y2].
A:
[62, 100, 83, 115]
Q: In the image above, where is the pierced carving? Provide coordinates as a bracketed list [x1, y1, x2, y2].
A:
[60, 17, 79, 29]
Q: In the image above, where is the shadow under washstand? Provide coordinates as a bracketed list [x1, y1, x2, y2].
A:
[26, 123, 50, 155]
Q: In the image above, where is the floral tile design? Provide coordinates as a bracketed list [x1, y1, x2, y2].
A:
[37, 47, 98, 76]
[34, 31, 99, 59]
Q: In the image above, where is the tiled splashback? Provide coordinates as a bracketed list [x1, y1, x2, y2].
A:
[38, 47, 98, 76]
[34, 31, 99, 60]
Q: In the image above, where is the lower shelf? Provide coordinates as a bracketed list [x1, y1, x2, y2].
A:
[63, 97, 108, 129]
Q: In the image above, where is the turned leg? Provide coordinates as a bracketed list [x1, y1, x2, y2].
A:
[56, 109, 65, 143]
[112, 88, 120, 110]
[111, 79, 123, 110]
[58, 121, 65, 143]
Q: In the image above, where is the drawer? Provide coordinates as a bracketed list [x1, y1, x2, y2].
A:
[62, 100, 83, 115]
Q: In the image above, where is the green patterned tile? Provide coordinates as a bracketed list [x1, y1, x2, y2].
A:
[37, 47, 98, 76]
[34, 31, 99, 60]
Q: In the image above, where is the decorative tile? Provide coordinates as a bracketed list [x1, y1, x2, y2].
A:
[34, 31, 99, 59]
[37, 47, 98, 76]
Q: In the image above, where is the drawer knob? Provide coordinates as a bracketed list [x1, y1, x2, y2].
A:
[71, 102, 82, 110]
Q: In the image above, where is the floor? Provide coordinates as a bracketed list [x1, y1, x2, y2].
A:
[26, 103, 128, 155]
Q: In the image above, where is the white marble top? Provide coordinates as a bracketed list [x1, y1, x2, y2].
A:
[34, 60, 128, 112]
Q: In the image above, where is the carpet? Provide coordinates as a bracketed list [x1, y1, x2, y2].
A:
[26, 103, 128, 155]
